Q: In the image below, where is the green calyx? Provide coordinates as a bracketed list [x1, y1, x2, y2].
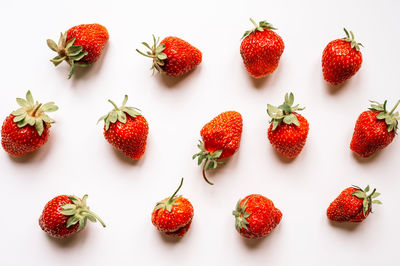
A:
[136, 35, 167, 74]
[351, 185, 382, 216]
[232, 198, 251, 232]
[242, 18, 277, 39]
[154, 178, 184, 212]
[59, 194, 106, 231]
[97, 95, 142, 131]
[369, 99, 400, 133]
[12, 90, 58, 136]
[343, 28, 363, 52]
[47, 32, 89, 79]
[192, 141, 225, 185]
[267, 92, 305, 130]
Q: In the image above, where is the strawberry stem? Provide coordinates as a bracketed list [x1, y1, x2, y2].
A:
[167, 178, 184, 204]
[250, 18, 258, 28]
[388, 99, 400, 115]
[108, 99, 119, 110]
[202, 160, 214, 185]
[30, 103, 42, 117]
[80, 210, 106, 227]
[136, 49, 154, 58]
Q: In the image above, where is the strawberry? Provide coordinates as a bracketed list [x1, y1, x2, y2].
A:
[98, 95, 149, 160]
[322, 28, 363, 85]
[327, 185, 381, 222]
[152, 178, 194, 237]
[240, 18, 284, 78]
[350, 100, 400, 158]
[233, 194, 282, 239]
[1, 91, 58, 157]
[192, 111, 243, 185]
[47, 23, 109, 78]
[136, 35, 202, 76]
[267, 93, 309, 158]
[39, 194, 105, 238]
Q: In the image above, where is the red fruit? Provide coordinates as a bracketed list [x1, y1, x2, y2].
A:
[240, 18, 284, 78]
[193, 111, 243, 185]
[47, 23, 109, 78]
[233, 194, 282, 239]
[267, 93, 309, 158]
[322, 28, 363, 85]
[152, 178, 194, 237]
[137, 35, 202, 76]
[1, 91, 58, 157]
[350, 100, 400, 158]
[39, 194, 105, 238]
[327, 185, 381, 223]
[98, 95, 149, 160]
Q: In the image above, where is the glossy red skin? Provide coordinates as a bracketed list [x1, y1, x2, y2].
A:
[268, 113, 309, 158]
[327, 187, 370, 222]
[238, 194, 282, 239]
[240, 30, 284, 78]
[322, 39, 362, 85]
[1, 114, 50, 157]
[152, 197, 194, 237]
[160, 37, 202, 76]
[201, 111, 243, 158]
[104, 114, 149, 159]
[67, 23, 109, 64]
[350, 111, 395, 158]
[39, 195, 80, 238]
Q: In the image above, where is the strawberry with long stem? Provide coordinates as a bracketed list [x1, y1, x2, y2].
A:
[152, 178, 194, 237]
[39, 194, 106, 238]
[193, 111, 243, 185]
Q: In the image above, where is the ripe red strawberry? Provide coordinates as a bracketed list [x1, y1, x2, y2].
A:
[152, 178, 194, 237]
[233, 194, 282, 239]
[193, 111, 243, 185]
[322, 28, 363, 85]
[136, 35, 202, 76]
[1, 91, 58, 157]
[39, 194, 105, 238]
[350, 100, 400, 158]
[267, 93, 309, 158]
[327, 185, 381, 222]
[98, 95, 149, 160]
[240, 18, 284, 78]
[47, 23, 109, 78]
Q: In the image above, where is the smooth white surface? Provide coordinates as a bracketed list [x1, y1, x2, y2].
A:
[0, 0, 399, 265]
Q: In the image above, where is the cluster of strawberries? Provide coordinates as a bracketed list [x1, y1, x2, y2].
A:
[1, 19, 397, 239]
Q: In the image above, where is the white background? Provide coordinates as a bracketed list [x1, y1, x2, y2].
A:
[0, 0, 399, 265]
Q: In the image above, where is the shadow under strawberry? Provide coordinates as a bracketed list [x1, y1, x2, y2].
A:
[351, 150, 382, 164]
[155, 65, 202, 88]
[111, 146, 147, 167]
[44, 225, 91, 248]
[324, 79, 350, 95]
[6, 126, 56, 164]
[270, 148, 298, 164]
[158, 231, 183, 244]
[328, 220, 362, 231]
[7, 141, 53, 164]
